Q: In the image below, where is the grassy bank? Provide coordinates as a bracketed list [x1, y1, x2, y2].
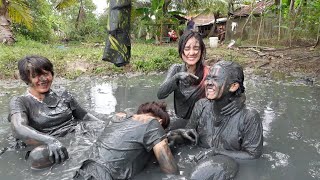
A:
[0, 39, 181, 79]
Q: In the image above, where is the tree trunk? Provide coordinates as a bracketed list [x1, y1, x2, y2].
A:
[0, 0, 15, 45]
[102, 0, 131, 67]
[275, 0, 280, 5]
[289, 0, 295, 14]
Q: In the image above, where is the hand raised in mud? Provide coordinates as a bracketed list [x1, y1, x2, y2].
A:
[47, 139, 69, 164]
[174, 72, 199, 81]
[221, 93, 246, 116]
[193, 148, 217, 163]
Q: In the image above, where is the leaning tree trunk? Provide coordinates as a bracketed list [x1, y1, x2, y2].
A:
[102, 0, 131, 67]
[0, 1, 15, 45]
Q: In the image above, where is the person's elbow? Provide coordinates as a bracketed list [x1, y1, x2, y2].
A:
[157, 90, 167, 99]
[249, 150, 262, 159]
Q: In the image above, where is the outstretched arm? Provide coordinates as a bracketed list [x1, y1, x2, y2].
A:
[11, 112, 68, 163]
[153, 139, 179, 175]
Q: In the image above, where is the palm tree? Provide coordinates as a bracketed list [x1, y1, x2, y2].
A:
[0, 0, 32, 44]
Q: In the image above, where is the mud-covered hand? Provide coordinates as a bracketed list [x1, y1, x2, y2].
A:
[221, 93, 246, 116]
[167, 131, 181, 147]
[180, 129, 198, 145]
[193, 148, 216, 163]
[47, 139, 69, 164]
[174, 72, 199, 81]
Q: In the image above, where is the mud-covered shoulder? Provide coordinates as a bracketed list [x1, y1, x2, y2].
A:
[242, 107, 262, 125]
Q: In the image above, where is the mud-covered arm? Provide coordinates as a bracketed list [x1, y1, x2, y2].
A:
[157, 65, 180, 99]
[217, 110, 263, 160]
[153, 139, 179, 174]
[11, 112, 58, 146]
[11, 112, 69, 163]
[68, 93, 88, 121]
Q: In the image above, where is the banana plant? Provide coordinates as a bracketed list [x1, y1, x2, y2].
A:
[0, 0, 32, 44]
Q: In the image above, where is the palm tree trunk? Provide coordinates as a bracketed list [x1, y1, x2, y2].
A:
[0, 0, 15, 45]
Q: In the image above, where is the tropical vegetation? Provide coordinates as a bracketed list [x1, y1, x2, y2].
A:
[0, 0, 319, 79]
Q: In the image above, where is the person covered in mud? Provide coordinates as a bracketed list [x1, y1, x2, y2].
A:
[157, 31, 242, 130]
[73, 102, 179, 180]
[157, 30, 209, 129]
[8, 55, 104, 169]
[168, 61, 263, 179]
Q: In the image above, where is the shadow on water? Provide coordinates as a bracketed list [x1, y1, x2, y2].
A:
[0, 74, 319, 180]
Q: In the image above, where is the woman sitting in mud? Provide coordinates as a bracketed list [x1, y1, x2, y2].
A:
[157, 31, 243, 130]
[168, 61, 263, 179]
[8, 55, 104, 169]
[73, 102, 178, 180]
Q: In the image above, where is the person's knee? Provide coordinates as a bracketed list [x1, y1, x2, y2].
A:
[28, 145, 53, 169]
[190, 155, 239, 180]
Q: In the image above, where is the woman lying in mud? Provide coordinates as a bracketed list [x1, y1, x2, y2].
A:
[8, 55, 104, 169]
[157, 31, 243, 130]
[168, 61, 263, 180]
[73, 102, 178, 180]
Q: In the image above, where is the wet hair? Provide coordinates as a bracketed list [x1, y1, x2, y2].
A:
[178, 30, 206, 85]
[136, 102, 170, 129]
[214, 60, 245, 96]
[18, 55, 54, 85]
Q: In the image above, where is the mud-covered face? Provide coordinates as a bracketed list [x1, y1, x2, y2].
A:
[182, 37, 201, 66]
[29, 69, 53, 94]
[205, 65, 229, 100]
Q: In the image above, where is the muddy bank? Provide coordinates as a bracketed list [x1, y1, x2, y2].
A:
[205, 46, 320, 85]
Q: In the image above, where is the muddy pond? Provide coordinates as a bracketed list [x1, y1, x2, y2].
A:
[0, 74, 319, 180]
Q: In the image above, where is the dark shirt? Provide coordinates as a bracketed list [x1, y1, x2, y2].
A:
[85, 117, 166, 179]
[9, 88, 87, 136]
[187, 20, 195, 30]
[186, 98, 263, 158]
[157, 64, 209, 119]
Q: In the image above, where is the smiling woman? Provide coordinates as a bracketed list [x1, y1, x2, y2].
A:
[8, 55, 104, 170]
[157, 30, 209, 129]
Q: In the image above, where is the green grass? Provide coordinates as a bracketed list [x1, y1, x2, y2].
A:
[0, 38, 180, 79]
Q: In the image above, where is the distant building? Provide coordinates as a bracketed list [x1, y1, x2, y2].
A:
[226, 1, 275, 43]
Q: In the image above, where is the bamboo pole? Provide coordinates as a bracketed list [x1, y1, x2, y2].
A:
[277, 0, 282, 41]
[256, 12, 264, 46]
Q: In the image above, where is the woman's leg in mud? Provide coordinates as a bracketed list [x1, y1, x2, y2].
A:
[27, 145, 53, 169]
[190, 155, 239, 180]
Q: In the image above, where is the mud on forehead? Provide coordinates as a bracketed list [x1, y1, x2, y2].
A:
[208, 65, 227, 78]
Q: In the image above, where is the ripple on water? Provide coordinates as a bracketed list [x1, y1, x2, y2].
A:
[263, 151, 290, 169]
[309, 161, 320, 179]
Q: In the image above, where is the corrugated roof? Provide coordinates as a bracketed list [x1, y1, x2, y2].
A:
[232, 1, 274, 17]
[193, 14, 215, 26]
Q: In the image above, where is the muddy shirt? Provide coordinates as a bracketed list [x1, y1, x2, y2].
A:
[157, 64, 209, 119]
[86, 117, 166, 180]
[9, 88, 87, 137]
[186, 99, 263, 157]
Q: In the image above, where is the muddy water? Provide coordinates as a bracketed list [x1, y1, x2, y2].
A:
[0, 74, 319, 180]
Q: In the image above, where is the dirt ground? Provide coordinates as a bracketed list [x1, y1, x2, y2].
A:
[205, 45, 320, 84]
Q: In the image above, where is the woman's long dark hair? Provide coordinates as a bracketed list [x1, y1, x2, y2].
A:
[136, 102, 170, 129]
[178, 30, 206, 85]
